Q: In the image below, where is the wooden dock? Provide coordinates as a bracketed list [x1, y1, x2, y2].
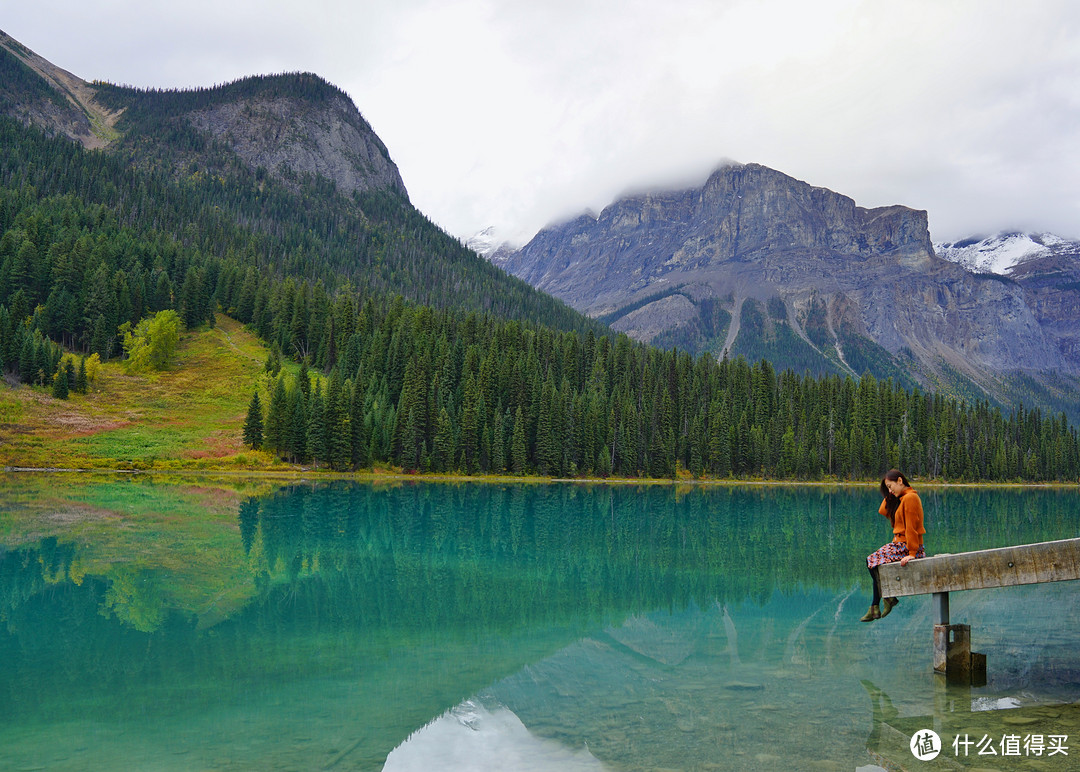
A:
[876, 537, 1080, 682]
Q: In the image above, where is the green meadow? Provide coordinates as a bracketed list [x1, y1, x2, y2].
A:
[0, 315, 289, 471]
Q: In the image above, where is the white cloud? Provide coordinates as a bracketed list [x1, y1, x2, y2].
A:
[4, 0, 1080, 244]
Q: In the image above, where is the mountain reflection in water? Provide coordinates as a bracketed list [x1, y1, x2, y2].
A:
[1, 477, 1079, 770]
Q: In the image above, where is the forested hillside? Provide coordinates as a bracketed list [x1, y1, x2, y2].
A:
[0, 46, 597, 332]
[247, 299, 1080, 481]
[0, 48, 1078, 481]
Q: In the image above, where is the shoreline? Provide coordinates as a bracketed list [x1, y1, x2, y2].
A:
[3, 465, 1078, 488]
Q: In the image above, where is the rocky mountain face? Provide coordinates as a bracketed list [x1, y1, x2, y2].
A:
[1003, 245, 1080, 376]
[0, 29, 121, 149]
[0, 30, 599, 337]
[496, 163, 1080, 407]
[0, 30, 406, 199]
[937, 233, 1080, 381]
[186, 88, 406, 198]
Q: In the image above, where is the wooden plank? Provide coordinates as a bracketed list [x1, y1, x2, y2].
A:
[878, 537, 1080, 597]
[1040, 539, 1080, 582]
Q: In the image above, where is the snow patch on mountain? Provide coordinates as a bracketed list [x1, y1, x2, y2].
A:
[467, 226, 505, 257]
[935, 232, 1069, 275]
[467, 225, 523, 267]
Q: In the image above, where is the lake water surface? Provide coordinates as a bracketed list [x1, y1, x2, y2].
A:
[2, 475, 1080, 771]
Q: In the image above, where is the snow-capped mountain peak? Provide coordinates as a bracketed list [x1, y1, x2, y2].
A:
[466, 225, 523, 266]
[935, 232, 1070, 275]
[466, 226, 505, 258]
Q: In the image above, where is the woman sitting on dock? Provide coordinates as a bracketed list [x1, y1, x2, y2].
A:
[861, 469, 926, 622]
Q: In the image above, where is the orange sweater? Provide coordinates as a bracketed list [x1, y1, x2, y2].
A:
[879, 488, 925, 557]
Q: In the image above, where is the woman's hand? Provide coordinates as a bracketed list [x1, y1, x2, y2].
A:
[900, 555, 911, 567]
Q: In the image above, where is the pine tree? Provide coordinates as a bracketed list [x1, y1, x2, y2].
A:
[433, 406, 455, 471]
[511, 406, 528, 475]
[297, 358, 311, 399]
[350, 377, 370, 468]
[491, 407, 507, 474]
[74, 356, 88, 394]
[18, 334, 33, 382]
[264, 346, 282, 375]
[325, 370, 352, 470]
[460, 375, 480, 474]
[243, 391, 264, 449]
[395, 357, 428, 468]
[263, 376, 288, 452]
[689, 414, 705, 478]
[286, 387, 308, 463]
[306, 382, 328, 467]
[51, 365, 69, 399]
[597, 444, 612, 477]
[181, 265, 208, 328]
[535, 376, 558, 475]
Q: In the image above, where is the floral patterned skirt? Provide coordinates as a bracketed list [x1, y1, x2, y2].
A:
[867, 540, 926, 569]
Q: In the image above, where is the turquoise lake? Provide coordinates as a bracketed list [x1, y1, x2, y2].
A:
[2, 476, 1080, 770]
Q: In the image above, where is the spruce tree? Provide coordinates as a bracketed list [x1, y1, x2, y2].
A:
[433, 407, 454, 471]
[511, 406, 527, 475]
[326, 371, 352, 470]
[286, 388, 309, 463]
[297, 358, 311, 399]
[491, 407, 506, 473]
[264, 346, 282, 376]
[597, 444, 612, 477]
[243, 391, 264, 449]
[51, 366, 69, 399]
[17, 335, 32, 383]
[263, 376, 288, 453]
[689, 414, 705, 478]
[306, 382, 327, 467]
[535, 376, 558, 475]
[350, 378, 369, 468]
[460, 375, 480, 474]
[75, 356, 89, 394]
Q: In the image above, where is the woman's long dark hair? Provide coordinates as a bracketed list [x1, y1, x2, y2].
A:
[884, 469, 910, 487]
[879, 478, 900, 525]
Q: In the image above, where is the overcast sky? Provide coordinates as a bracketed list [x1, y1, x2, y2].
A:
[5, 0, 1080, 245]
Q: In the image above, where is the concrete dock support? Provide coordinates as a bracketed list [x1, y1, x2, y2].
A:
[876, 537, 1080, 682]
[933, 623, 986, 685]
[932, 591, 949, 625]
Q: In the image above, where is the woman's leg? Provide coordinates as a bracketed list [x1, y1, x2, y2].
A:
[862, 544, 891, 621]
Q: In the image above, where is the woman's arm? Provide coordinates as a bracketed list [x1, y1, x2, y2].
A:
[899, 492, 925, 564]
[878, 499, 894, 526]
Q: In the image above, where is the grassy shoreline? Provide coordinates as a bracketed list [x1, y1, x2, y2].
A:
[2, 464, 1077, 489]
[2, 315, 1076, 489]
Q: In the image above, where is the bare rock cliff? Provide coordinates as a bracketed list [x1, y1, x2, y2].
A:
[496, 163, 1074, 388]
[188, 93, 406, 198]
[1, 30, 406, 200]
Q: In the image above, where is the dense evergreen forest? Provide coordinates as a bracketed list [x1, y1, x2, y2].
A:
[242, 297, 1079, 481]
[0, 78, 1078, 481]
[0, 68, 597, 334]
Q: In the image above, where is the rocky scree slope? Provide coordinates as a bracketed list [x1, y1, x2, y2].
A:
[0, 29, 122, 149]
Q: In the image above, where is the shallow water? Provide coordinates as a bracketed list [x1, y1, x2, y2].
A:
[1, 477, 1079, 770]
